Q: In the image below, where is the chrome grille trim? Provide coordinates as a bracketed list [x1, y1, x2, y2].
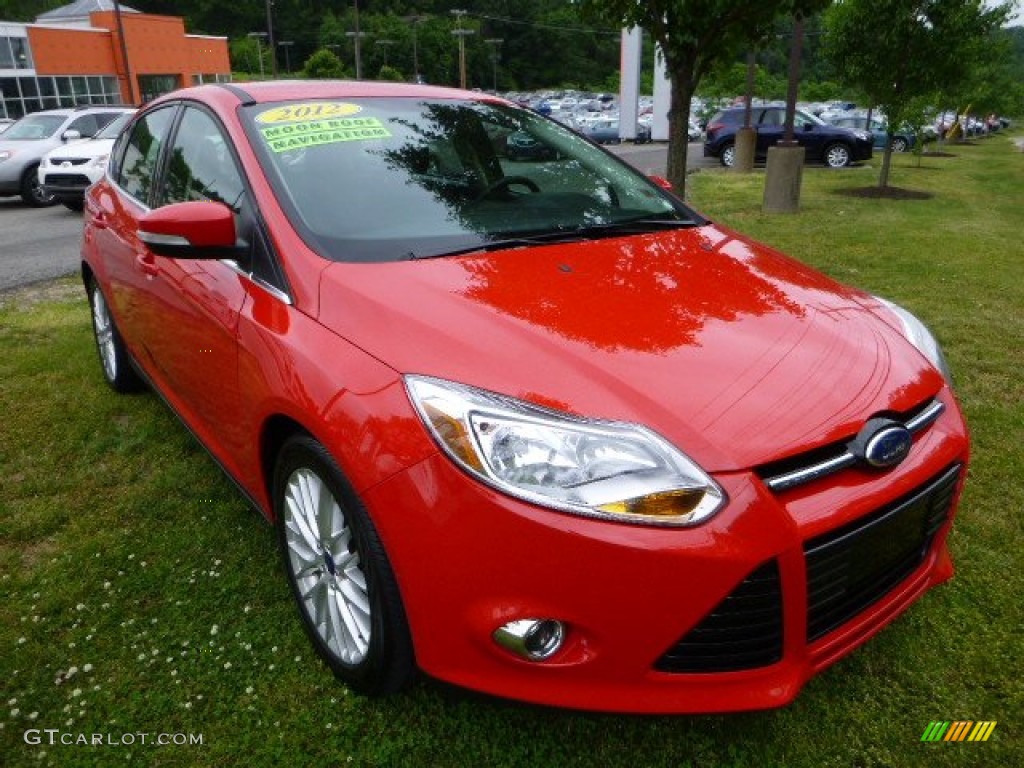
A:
[763, 399, 946, 493]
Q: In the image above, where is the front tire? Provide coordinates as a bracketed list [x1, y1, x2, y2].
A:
[274, 435, 415, 695]
[21, 165, 57, 207]
[719, 142, 736, 168]
[891, 137, 909, 153]
[87, 277, 143, 393]
[824, 143, 852, 168]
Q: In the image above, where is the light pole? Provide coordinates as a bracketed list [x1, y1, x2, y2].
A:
[375, 39, 395, 68]
[247, 32, 267, 78]
[485, 37, 503, 93]
[451, 9, 474, 90]
[402, 14, 430, 83]
[278, 40, 294, 74]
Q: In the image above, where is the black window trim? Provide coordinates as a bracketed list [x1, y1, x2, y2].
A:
[111, 98, 293, 305]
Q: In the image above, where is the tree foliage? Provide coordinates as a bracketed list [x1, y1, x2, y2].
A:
[581, 0, 829, 194]
[302, 49, 347, 80]
[824, 0, 1011, 187]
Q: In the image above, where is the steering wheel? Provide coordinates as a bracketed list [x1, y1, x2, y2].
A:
[475, 175, 541, 201]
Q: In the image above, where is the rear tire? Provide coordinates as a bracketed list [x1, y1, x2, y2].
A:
[274, 435, 416, 695]
[891, 137, 909, 153]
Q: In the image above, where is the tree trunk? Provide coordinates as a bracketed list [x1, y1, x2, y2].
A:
[667, 73, 696, 198]
[879, 142, 894, 188]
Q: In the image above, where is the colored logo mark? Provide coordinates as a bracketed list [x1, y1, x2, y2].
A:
[921, 721, 997, 742]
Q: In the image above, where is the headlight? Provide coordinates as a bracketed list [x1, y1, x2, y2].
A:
[88, 154, 110, 169]
[875, 297, 952, 382]
[854, 130, 872, 141]
[406, 375, 725, 526]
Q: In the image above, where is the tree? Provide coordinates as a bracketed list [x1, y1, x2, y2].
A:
[581, 0, 828, 196]
[824, 0, 1011, 188]
[302, 49, 346, 80]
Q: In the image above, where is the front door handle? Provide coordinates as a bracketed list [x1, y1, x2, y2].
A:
[135, 252, 159, 277]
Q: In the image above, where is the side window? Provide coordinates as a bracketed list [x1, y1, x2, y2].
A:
[760, 109, 782, 127]
[67, 114, 99, 137]
[159, 107, 244, 209]
[114, 107, 176, 205]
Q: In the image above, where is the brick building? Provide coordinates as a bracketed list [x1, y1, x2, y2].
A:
[0, 0, 230, 119]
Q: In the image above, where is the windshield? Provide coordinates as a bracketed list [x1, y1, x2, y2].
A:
[4, 115, 66, 141]
[96, 112, 133, 140]
[243, 98, 698, 262]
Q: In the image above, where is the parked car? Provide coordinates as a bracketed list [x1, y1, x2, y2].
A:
[704, 105, 873, 168]
[82, 81, 968, 714]
[828, 115, 915, 153]
[0, 105, 134, 206]
[39, 110, 135, 210]
[581, 118, 651, 144]
[505, 130, 557, 160]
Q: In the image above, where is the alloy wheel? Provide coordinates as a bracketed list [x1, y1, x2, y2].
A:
[283, 467, 372, 665]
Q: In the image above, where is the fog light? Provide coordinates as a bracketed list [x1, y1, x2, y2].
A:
[493, 619, 565, 661]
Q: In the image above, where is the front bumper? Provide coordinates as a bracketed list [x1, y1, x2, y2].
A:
[363, 389, 968, 713]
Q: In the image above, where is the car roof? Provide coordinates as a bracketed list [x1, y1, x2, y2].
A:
[147, 80, 510, 111]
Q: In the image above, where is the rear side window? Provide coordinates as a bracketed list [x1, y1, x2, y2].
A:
[114, 107, 176, 205]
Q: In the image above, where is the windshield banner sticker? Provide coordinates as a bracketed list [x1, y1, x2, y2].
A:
[256, 102, 363, 124]
[259, 117, 391, 152]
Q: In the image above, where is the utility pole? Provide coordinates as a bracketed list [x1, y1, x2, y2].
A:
[353, 0, 363, 79]
[485, 38, 503, 93]
[265, 0, 277, 77]
[451, 10, 474, 89]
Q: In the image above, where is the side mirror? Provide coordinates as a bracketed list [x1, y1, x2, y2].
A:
[803, 123, 814, 132]
[648, 174, 673, 191]
[137, 201, 241, 260]
[62, 129, 82, 142]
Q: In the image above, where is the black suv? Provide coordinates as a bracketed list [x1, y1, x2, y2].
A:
[704, 106, 873, 168]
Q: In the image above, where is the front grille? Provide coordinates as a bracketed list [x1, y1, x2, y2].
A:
[655, 560, 783, 673]
[44, 173, 91, 187]
[759, 398, 945, 493]
[805, 463, 961, 643]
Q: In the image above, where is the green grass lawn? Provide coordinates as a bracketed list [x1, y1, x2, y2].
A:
[2, 134, 1021, 767]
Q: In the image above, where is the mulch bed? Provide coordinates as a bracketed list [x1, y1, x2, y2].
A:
[835, 186, 933, 200]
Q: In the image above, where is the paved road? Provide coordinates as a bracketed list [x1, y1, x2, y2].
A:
[0, 197, 85, 292]
[0, 141, 696, 293]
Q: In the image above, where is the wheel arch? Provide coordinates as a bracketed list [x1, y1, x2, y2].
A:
[260, 413, 314, 521]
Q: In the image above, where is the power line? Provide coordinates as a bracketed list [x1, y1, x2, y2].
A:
[471, 12, 619, 37]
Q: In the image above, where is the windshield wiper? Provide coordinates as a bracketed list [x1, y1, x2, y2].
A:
[406, 231, 588, 260]
[406, 218, 697, 260]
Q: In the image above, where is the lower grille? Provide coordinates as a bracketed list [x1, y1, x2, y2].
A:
[805, 464, 961, 643]
[655, 560, 783, 673]
[45, 173, 91, 187]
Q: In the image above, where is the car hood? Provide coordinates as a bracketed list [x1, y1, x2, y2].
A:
[44, 138, 116, 162]
[318, 225, 944, 471]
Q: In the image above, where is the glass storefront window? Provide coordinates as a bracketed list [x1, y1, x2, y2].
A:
[0, 38, 14, 69]
[10, 37, 32, 69]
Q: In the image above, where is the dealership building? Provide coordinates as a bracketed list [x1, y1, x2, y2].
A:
[0, 0, 230, 120]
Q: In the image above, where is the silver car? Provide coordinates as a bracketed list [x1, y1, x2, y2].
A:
[0, 106, 133, 206]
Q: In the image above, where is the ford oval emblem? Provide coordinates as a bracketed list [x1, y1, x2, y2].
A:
[863, 425, 913, 468]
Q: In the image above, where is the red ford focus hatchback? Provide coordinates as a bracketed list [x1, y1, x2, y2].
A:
[81, 81, 969, 713]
